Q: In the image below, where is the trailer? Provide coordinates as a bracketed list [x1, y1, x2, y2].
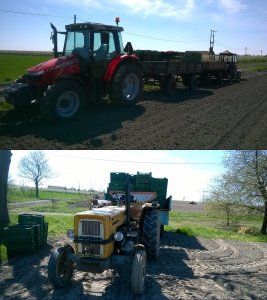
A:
[135, 49, 241, 95]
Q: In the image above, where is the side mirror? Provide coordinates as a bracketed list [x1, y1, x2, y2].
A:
[124, 42, 134, 55]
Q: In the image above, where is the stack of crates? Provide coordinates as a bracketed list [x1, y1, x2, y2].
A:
[108, 172, 126, 193]
[3, 214, 48, 256]
[135, 172, 152, 192]
[107, 172, 168, 209]
[151, 177, 168, 209]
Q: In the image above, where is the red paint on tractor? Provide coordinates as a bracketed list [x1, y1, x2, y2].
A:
[27, 55, 80, 86]
[103, 54, 139, 82]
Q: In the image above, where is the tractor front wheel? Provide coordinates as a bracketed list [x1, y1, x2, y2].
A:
[41, 80, 86, 122]
[48, 246, 75, 288]
[110, 64, 142, 106]
[131, 249, 147, 295]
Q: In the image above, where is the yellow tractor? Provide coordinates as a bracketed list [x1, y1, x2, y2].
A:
[48, 172, 171, 295]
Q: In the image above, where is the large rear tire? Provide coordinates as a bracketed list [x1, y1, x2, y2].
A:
[48, 246, 75, 288]
[131, 249, 147, 295]
[142, 209, 160, 260]
[41, 80, 86, 122]
[110, 64, 142, 106]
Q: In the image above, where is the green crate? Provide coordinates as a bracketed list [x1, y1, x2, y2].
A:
[136, 173, 152, 185]
[7, 242, 37, 256]
[18, 214, 44, 225]
[136, 183, 151, 190]
[151, 178, 168, 189]
[4, 224, 42, 250]
[41, 222, 48, 245]
[110, 172, 126, 183]
[108, 182, 125, 191]
[4, 224, 36, 242]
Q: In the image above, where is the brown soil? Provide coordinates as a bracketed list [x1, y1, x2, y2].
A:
[1, 75, 267, 149]
[1, 233, 266, 299]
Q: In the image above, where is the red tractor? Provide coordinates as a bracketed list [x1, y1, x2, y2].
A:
[4, 21, 142, 122]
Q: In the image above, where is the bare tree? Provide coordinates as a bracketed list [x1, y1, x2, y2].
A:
[207, 150, 267, 234]
[18, 151, 55, 198]
[0, 150, 12, 229]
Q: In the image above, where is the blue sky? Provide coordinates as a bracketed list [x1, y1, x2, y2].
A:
[9, 150, 225, 202]
[0, 0, 267, 54]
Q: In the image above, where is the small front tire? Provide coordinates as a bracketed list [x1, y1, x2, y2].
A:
[48, 246, 75, 288]
[131, 249, 147, 295]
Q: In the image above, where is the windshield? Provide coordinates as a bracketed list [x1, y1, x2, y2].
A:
[64, 31, 90, 56]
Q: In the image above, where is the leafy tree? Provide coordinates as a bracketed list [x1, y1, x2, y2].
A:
[0, 150, 12, 229]
[207, 150, 267, 234]
[18, 151, 55, 198]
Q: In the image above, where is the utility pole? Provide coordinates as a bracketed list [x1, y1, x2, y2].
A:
[209, 30, 216, 55]
[245, 46, 247, 57]
[74, 14, 76, 24]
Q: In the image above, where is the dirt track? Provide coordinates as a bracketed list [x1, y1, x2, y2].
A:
[1, 233, 267, 299]
[0, 74, 267, 149]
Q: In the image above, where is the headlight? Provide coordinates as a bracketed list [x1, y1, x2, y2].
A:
[67, 228, 74, 239]
[114, 231, 124, 242]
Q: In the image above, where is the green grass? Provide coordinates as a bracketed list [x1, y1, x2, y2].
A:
[8, 186, 92, 202]
[237, 56, 267, 74]
[0, 102, 14, 112]
[166, 211, 267, 243]
[12, 199, 91, 214]
[0, 54, 53, 84]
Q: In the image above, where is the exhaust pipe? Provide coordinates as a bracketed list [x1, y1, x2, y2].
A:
[50, 23, 58, 58]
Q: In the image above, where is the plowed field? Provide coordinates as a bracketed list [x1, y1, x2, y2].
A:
[0, 74, 266, 149]
[1, 233, 267, 299]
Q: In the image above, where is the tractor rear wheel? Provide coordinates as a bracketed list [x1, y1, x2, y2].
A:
[110, 64, 142, 106]
[142, 209, 160, 260]
[41, 80, 86, 122]
[131, 249, 147, 295]
[48, 246, 74, 288]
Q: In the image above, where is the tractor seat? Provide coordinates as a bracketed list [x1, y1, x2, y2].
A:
[94, 44, 108, 61]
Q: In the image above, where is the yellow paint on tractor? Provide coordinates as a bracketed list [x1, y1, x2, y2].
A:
[74, 206, 126, 259]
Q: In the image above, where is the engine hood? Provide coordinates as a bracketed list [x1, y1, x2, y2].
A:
[27, 55, 79, 75]
[26, 54, 80, 86]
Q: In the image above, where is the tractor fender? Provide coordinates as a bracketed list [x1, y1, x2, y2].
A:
[103, 54, 141, 82]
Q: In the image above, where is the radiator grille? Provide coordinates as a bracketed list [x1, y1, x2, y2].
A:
[82, 243, 100, 255]
[81, 220, 101, 237]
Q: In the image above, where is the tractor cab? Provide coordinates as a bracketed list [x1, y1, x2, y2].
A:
[51, 22, 125, 79]
[219, 50, 238, 66]
[219, 50, 240, 81]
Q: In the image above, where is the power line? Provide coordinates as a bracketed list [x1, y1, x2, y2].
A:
[124, 31, 208, 43]
[59, 156, 221, 165]
[0, 9, 72, 19]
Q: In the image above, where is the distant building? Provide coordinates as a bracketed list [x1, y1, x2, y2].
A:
[47, 185, 67, 191]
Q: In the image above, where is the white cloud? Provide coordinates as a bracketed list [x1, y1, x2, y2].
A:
[53, 0, 195, 19]
[116, 0, 195, 18]
[218, 0, 247, 14]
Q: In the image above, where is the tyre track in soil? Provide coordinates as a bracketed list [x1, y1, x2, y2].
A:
[0, 75, 266, 149]
[1, 233, 267, 300]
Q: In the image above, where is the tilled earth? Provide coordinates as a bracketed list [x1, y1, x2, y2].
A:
[0, 74, 267, 149]
[1, 233, 267, 299]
